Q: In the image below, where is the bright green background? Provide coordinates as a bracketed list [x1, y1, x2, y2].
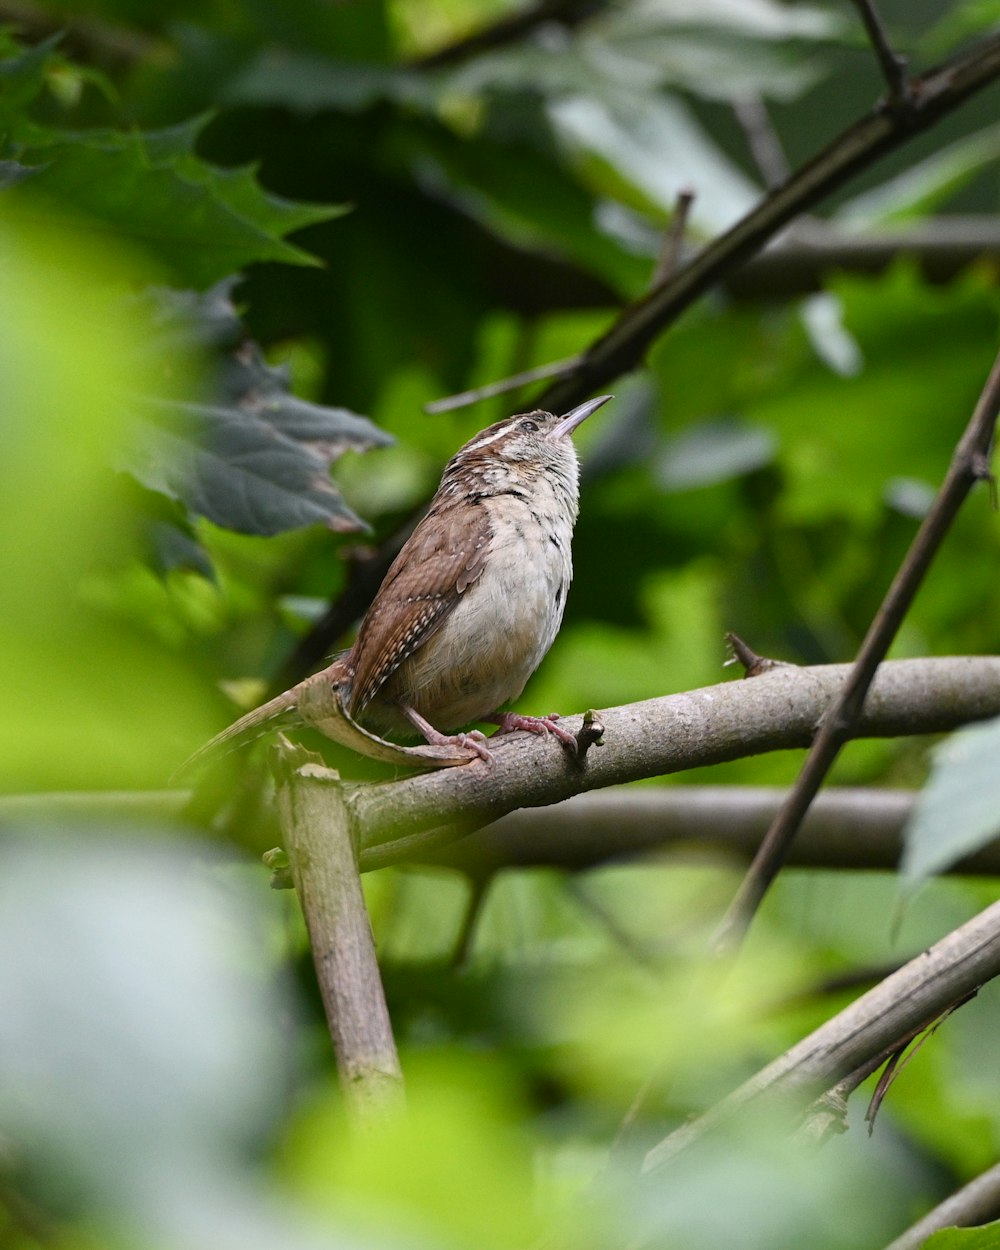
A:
[2, 2, 999, 1248]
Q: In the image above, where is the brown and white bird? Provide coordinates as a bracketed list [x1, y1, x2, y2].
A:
[186, 394, 611, 768]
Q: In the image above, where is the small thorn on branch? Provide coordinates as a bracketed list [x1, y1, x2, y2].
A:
[652, 187, 695, 287]
[724, 632, 791, 678]
[575, 708, 605, 760]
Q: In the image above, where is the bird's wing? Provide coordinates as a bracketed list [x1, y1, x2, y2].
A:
[348, 502, 491, 714]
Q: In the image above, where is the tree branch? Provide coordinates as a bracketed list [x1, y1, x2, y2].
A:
[274, 743, 403, 1121]
[713, 344, 1000, 954]
[350, 656, 1000, 868]
[536, 31, 1000, 414]
[415, 786, 923, 875]
[642, 895, 1000, 1174]
[728, 217, 1000, 299]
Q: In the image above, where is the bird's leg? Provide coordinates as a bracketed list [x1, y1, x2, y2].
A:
[486, 711, 578, 751]
[402, 706, 494, 764]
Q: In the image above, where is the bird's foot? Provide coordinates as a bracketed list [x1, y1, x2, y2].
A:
[488, 712, 578, 751]
[403, 706, 494, 763]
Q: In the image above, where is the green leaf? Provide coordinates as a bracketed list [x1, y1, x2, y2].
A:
[0, 218, 220, 790]
[131, 393, 389, 536]
[841, 127, 1000, 226]
[924, 1220, 1000, 1249]
[0, 33, 61, 129]
[4, 121, 347, 286]
[901, 716, 1000, 883]
[549, 89, 760, 232]
[224, 50, 429, 113]
[122, 280, 392, 538]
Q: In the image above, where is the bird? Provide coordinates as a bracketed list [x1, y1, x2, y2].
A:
[183, 393, 612, 770]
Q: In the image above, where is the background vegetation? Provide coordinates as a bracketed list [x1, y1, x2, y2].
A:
[2, 1, 1000, 1247]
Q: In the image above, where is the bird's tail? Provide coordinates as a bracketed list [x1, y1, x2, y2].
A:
[175, 685, 303, 778]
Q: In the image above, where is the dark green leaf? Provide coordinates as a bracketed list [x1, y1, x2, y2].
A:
[129, 397, 383, 535]
[3, 122, 348, 286]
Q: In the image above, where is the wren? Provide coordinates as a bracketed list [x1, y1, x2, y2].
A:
[187, 394, 612, 766]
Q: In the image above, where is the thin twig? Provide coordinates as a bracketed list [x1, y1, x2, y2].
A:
[449, 873, 492, 969]
[713, 347, 1000, 955]
[850, 0, 910, 106]
[732, 95, 790, 190]
[425, 354, 583, 414]
[536, 31, 1000, 416]
[651, 187, 695, 286]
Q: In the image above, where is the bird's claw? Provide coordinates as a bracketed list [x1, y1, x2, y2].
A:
[489, 712, 578, 751]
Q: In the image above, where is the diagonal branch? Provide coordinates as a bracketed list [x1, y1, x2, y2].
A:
[712, 345, 1000, 955]
[536, 31, 1000, 415]
[642, 895, 1000, 1174]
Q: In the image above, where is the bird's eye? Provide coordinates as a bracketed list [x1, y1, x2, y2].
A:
[518, 419, 539, 433]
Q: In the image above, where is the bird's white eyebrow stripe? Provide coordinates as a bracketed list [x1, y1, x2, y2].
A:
[462, 424, 513, 453]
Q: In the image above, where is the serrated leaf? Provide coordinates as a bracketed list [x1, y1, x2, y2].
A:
[901, 716, 1000, 883]
[3, 122, 347, 286]
[121, 280, 393, 538]
[130, 396, 389, 536]
[141, 116, 349, 244]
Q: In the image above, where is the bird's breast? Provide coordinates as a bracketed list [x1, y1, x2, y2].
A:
[383, 496, 575, 730]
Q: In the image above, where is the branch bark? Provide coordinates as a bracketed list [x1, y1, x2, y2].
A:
[642, 895, 1000, 1175]
[275, 745, 403, 1122]
[536, 31, 1000, 414]
[350, 656, 1000, 868]
[729, 217, 1000, 300]
[416, 786, 924, 875]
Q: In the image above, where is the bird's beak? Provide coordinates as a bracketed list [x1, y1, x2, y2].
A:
[547, 394, 613, 440]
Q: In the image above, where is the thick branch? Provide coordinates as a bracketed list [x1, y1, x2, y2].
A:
[349, 656, 1000, 867]
[416, 787, 926, 875]
[537, 31, 1000, 413]
[642, 895, 1000, 1174]
[275, 747, 403, 1121]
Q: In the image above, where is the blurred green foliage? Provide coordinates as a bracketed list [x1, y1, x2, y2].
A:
[2, 1, 1000, 1248]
